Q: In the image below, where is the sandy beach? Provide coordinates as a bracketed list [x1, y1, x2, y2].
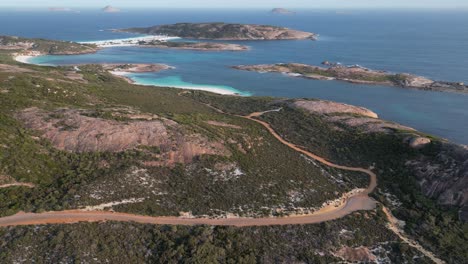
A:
[113, 73, 242, 95]
[80, 35, 180, 48]
[14, 55, 33, 64]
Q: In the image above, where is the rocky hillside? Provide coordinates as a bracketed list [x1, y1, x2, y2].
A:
[0, 36, 98, 55]
[290, 99, 468, 220]
[120, 23, 318, 40]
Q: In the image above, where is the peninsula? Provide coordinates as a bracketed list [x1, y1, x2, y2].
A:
[1, 35, 98, 56]
[233, 62, 468, 93]
[118, 23, 318, 40]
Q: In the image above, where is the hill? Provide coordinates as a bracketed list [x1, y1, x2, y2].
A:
[119, 23, 318, 40]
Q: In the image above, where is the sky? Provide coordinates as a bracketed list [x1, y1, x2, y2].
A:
[1, 0, 468, 9]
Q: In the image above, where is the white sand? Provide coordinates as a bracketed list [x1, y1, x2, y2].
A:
[160, 85, 240, 95]
[14, 55, 34, 64]
[108, 71, 241, 95]
[80, 35, 181, 48]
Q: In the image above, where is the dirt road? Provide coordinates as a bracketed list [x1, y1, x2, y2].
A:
[0, 108, 442, 263]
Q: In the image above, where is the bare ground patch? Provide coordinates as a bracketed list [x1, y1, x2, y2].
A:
[205, 121, 242, 129]
[16, 107, 229, 166]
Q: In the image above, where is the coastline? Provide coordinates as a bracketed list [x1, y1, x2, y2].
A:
[12, 51, 248, 96]
[14, 55, 34, 64]
[234, 63, 468, 94]
[119, 73, 248, 96]
[13, 51, 44, 64]
[79, 35, 181, 48]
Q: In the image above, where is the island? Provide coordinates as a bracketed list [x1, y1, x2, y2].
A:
[118, 22, 318, 40]
[102, 5, 120, 13]
[271, 8, 296, 15]
[233, 62, 468, 93]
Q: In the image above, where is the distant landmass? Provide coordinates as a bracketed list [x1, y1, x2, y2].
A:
[102, 5, 120, 13]
[271, 8, 296, 15]
[48, 7, 80, 13]
[118, 23, 317, 40]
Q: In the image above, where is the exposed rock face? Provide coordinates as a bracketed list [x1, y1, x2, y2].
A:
[335, 246, 377, 262]
[327, 116, 415, 134]
[120, 23, 318, 40]
[408, 137, 432, 149]
[292, 99, 417, 134]
[396, 74, 434, 87]
[16, 108, 229, 165]
[406, 143, 468, 221]
[292, 100, 379, 118]
[233, 63, 468, 94]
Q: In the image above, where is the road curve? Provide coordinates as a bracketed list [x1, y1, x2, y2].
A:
[244, 110, 377, 195]
[0, 195, 376, 227]
[0, 107, 442, 263]
[0, 109, 377, 228]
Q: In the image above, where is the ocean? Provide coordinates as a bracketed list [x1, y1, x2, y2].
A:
[1, 9, 467, 144]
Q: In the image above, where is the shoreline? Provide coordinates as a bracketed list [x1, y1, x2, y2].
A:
[234, 63, 468, 94]
[13, 52, 247, 96]
[14, 55, 34, 64]
[13, 51, 43, 64]
[116, 72, 247, 96]
[79, 35, 181, 48]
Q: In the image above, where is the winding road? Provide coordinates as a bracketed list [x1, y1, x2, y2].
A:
[0, 108, 443, 263]
[0, 109, 377, 227]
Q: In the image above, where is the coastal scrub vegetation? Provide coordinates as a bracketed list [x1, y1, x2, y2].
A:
[0, 210, 429, 263]
[0, 42, 466, 263]
[184, 92, 468, 262]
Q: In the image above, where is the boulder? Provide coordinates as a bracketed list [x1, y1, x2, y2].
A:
[409, 137, 432, 149]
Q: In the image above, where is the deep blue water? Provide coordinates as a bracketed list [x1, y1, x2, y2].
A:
[1, 9, 467, 144]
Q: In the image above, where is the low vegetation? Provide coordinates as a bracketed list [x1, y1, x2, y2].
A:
[0, 210, 429, 263]
[0, 40, 466, 262]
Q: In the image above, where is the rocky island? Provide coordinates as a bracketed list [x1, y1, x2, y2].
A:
[118, 23, 318, 40]
[271, 8, 296, 15]
[233, 62, 468, 93]
[102, 5, 120, 13]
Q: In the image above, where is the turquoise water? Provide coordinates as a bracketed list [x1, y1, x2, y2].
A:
[2, 9, 468, 144]
[126, 75, 252, 96]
